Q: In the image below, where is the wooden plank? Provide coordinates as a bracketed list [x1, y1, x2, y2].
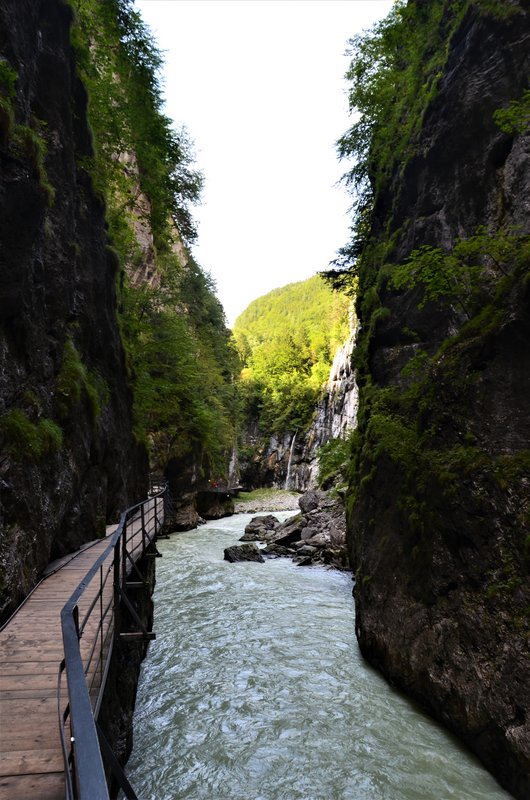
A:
[0, 724, 61, 751]
[0, 508, 156, 793]
[0, 688, 58, 700]
[0, 670, 60, 686]
[0, 652, 63, 664]
[0, 661, 60, 675]
[0, 771, 64, 800]
[0, 748, 63, 776]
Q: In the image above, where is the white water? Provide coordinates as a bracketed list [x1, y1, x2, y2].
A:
[124, 514, 510, 800]
[284, 433, 297, 489]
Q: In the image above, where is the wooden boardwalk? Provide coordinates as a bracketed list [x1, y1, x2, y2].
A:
[0, 502, 157, 800]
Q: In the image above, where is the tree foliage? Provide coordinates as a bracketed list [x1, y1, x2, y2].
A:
[390, 228, 530, 319]
[493, 89, 530, 135]
[332, 0, 530, 545]
[233, 276, 350, 437]
[70, 0, 202, 246]
[69, 0, 238, 474]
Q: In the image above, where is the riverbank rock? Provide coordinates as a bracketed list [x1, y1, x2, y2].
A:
[241, 491, 350, 570]
[165, 495, 203, 532]
[197, 490, 235, 520]
[240, 515, 280, 541]
[269, 513, 307, 546]
[224, 544, 265, 563]
[299, 491, 320, 513]
[262, 543, 295, 557]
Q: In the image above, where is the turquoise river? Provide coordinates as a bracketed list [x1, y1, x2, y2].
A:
[124, 512, 511, 800]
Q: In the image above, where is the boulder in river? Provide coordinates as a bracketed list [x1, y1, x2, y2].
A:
[224, 544, 265, 563]
[269, 513, 307, 545]
[241, 515, 280, 541]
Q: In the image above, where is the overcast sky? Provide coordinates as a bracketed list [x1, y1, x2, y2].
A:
[136, 0, 394, 326]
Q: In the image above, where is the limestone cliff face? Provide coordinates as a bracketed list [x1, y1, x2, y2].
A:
[349, 4, 530, 798]
[242, 323, 358, 490]
[0, 0, 147, 621]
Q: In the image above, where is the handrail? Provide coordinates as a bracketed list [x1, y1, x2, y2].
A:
[59, 485, 167, 800]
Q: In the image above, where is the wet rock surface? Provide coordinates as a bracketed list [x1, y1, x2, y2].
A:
[236, 491, 349, 571]
[224, 543, 265, 564]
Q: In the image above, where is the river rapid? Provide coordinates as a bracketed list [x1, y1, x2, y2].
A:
[125, 513, 510, 800]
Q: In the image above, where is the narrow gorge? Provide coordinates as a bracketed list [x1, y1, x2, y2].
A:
[0, 0, 528, 798]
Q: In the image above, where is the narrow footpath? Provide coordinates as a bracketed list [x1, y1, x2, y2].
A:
[0, 508, 149, 800]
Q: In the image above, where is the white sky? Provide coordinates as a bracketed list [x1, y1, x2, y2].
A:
[135, 0, 394, 326]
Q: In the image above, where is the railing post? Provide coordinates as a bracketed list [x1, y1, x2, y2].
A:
[154, 495, 158, 537]
[73, 605, 80, 639]
[62, 606, 110, 800]
[113, 538, 121, 635]
[99, 565, 104, 688]
[122, 518, 127, 588]
[141, 503, 146, 552]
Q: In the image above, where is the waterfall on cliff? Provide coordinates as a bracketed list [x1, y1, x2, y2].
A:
[227, 444, 239, 488]
[284, 431, 297, 489]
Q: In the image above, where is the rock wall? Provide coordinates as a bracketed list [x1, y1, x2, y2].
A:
[349, 4, 530, 798]
[242, 321, 358, 490]
[0, 0, 147, 621]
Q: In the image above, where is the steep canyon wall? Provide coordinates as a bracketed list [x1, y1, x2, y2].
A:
[348, 4, 530, 798]
[0, 0, 147, 621]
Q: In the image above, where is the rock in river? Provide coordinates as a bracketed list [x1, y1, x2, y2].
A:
[224, 544, 265, 563]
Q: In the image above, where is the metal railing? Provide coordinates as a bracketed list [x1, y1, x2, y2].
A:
[58, 485, 167, 800]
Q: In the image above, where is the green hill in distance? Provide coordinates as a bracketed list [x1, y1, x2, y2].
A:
[233, 275, 350, 437]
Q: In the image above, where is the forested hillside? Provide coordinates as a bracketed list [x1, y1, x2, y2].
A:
[330, 0, 530, 796]
[70, 0, 239, 477]
[234, 275, 350, 437]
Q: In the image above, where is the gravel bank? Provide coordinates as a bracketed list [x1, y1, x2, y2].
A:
[234, 491, 300, 514]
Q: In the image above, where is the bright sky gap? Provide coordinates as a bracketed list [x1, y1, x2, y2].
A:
[136, 0, 394, 326]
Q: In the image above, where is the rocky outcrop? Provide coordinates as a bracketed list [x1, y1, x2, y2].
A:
[349, 4, 530, 798]
[163, 450, 235, 531]
[241, 491, 349, 570]
[224, 543, 265, 563]
[197, 490, 235, 520]
[242, 322, 358, 491]
[0, 0, 147, 622]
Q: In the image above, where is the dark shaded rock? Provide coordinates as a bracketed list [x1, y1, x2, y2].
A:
[301, 526, 319, 541]
[305, 532, 331, 548]
[244, 514, 279, 536]
[262, 544, 294, 557]
[197, 490, 234, 520]
[166, 498, 201, 532]
[296, 544, 317, 556]
[323, 548, 350, 570]
[239, 530, 263, 542]
[0, 0, 147, 621]
[298, 491, 320, 513]
[294, 555, 313, 567]
[270, 513, 307, 546]
[224, 544, 265, 563]
[348, 6, 530, 799]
